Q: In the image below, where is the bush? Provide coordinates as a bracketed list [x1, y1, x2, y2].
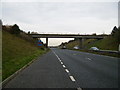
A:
[10, 24, 20, 34]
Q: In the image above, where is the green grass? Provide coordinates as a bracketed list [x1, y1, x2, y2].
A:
[66, 39, 97, 49]
[66, 40, 79, 49]
[86, 36, 119, 51]
[2, 31, 47, 80]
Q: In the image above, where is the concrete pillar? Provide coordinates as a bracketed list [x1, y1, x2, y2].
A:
[82, 38, 84, 49]
[79, 38, 84, 49]
[46, 37, 48, 48]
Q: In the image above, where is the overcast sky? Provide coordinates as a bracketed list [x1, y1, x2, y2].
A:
[1, 0, 119, 46]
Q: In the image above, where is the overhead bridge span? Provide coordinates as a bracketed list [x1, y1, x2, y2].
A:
[29, 34, 108, 48]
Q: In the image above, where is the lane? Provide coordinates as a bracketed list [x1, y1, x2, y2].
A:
[52, 48, 118, 88]
[4, 51, 77, 88]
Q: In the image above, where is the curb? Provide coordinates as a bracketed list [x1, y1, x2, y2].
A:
[1, 53, 45, 88]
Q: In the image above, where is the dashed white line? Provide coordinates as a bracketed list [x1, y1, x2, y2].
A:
[52, 50, 82, 89]
[61, 62, 63, 64]
[63, 65, 66, 68]
[59, 60, 61, 62]
[69, 76, 76, 82]
[65, 69, 69, 73]
[55, 55, 60, 59]
[86, 58, 92, 61]
[73, 54, 76, 55]
[52, 51, 61, 61]
[77, 87, 82, 90]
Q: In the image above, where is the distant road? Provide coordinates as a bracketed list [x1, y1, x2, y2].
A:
[4, 48, 118, 88]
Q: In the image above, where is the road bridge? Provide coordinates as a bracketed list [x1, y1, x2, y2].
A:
[29, 34, 108, 48]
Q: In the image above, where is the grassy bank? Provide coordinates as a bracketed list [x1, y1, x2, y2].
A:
[66, 36, 119, 51]
[65, 35, 119, 57]
[2, 31, 47, 80]
[66, 39, 97, 49]
[86, 36, 119, 51]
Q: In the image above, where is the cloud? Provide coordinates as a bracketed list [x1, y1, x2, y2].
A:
[2, 1, 118, 45]
[2, 0, 120, 2]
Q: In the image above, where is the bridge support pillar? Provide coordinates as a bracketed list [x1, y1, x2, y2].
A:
[46, 37, 48, 48]
[79, 38, 84, 49]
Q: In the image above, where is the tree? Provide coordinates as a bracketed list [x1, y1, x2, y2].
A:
[28, 31, 30, 34]
[0, 20, 2, 30]
[11, 24, 20, 34]
[117, 26, 120, 43]
[111, 26, 118, 35]
[31, 32, 38, 34]
[92, 33, 96, 36]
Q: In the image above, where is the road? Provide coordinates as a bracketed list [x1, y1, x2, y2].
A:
[4, 48, 118, 88]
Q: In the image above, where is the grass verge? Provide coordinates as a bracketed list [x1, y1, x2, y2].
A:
[2, 50, 47, 81]
[2, 31, 49, 81]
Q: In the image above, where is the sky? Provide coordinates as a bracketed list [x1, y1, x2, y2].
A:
[1, 0, 119, 46]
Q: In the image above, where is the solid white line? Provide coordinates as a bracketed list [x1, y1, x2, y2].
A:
[65, 69, 69, 73]
[69, 76, 76, 82]
[63, 65, 66, 68]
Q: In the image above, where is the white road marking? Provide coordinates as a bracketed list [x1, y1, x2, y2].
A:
[69, 76, 76, 82]
[55, 54, 60, 59]
[87, 58, 92, 60]
[52, 50, 82, 89]
[52, 51, 61, 61]
[65, 69, 69, 73]
[63, 65, 66, 68]
[77, 87, 82, 90]
[86, 57, 92, 61]
[53, 51, 82, 90]
[73, 54, 76, 55]
[61, 62, 63, 64]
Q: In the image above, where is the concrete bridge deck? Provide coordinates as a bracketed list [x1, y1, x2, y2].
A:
[30, 34, 108, 39]
[29, 34, 109, 48]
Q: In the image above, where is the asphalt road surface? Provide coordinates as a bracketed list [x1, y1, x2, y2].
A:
[4, 48, 118, 88]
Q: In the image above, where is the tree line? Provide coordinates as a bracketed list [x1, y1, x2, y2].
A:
[2, 24, 46, 49]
